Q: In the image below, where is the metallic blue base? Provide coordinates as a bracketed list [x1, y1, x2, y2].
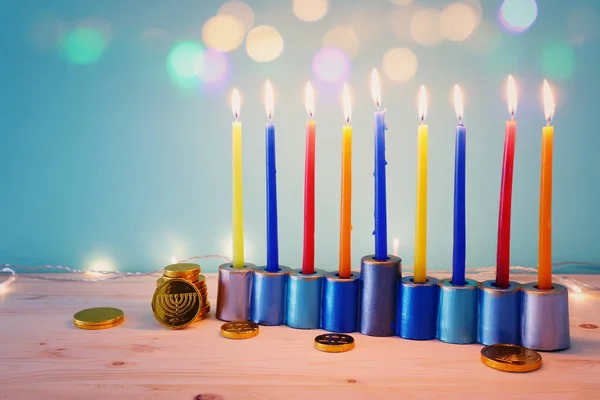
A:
[286, 269, 324, 329]
[397, 276, 439, 340]
[250, 266, 290, 326]
[321, 271, 360, 333]
[216, 263, 255, 322]
[478, 280, 521, 346]
[437, 278, 478, 344]
[359, 255, 402, 337]
[521, 282, 570, 351]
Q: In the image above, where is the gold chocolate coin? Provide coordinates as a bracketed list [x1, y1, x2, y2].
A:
[164, 263, 201, 279]
[481, 344, 542, 373]
[73, 307, 124, 330]
[220, 321, 259, 339]
[152, 278, 202, 329]
[314, 334, 355, 353]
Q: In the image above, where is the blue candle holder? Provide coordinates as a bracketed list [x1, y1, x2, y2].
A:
[216, 263, 255, 322]
[359, 254, 401, 337]
[397, 276, 439, 340]
[521, 282, 570, 351]
[478, 280, 521, 346]
[286, 269, 324, 329]
[250, 266, 290, 326]
[321, 271, 360, 333]
[437, 278, 478, 344]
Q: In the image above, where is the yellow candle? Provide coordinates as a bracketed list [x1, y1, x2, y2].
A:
[538, 80, 555, 290]
[232, 89, 244, 268]
[338, 83, 352, 279]
[414, 85, 428, 283]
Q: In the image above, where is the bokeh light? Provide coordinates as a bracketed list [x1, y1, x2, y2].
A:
[567, 7, 599, 47]
[166, 41, 204, 89]
[541, 43, 576, 80]
[293, 0, 328, 22]
[246, 25, 284, 62]
[349, 9, 386, 43]
[322, 27, 360, 59]
[499, 0, 538, 34]
[462, 0, 483, 27]
[60, 28, 107, 65]
[464, 20, 501, 54]
[195, 48, 230, 84]
[382, 48, 418, 82]
[202, 15, 245, 52]
[389, 0, 413, 5]
[77, 17, 113, 46]
[218, 1, 255, 33]
[389, 5, 419, 42]
[410, 8, 443, 47]
[28, 12, 67, 51]
[312, 47, 350, 83]
[440, 3, 477, 42]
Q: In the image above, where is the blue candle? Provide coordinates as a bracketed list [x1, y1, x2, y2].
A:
[372, 70, 388, 260]
[265, 81, 279, 272]
[452, 85, 466, 286]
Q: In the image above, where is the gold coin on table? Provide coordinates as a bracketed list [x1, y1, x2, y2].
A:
[152, 278, 202, 329]
[220, 321, 259, 339]
[314, 333, 355, 353]
[164, 263, 201, 279]
[73, 307, 124, 330]
[481, 344, 542, 373]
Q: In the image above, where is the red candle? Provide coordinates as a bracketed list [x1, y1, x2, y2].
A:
[495, 75, 517, 288]
[302, 82, 316, 275]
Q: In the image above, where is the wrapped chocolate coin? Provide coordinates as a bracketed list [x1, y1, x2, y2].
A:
[164, 263, 201, 280]
[481, 344, 542, 372]
[221, 321, 259, 339]
[314, 334, 355, 353]
[73, 307, 124, 330]
[152, 278, 202, 329]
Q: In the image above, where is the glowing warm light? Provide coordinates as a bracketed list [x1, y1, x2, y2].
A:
[419, 85, 427, 122]
[232, 88, 241, 120]
[202, 15, 245, 52]
[410, 8, 443, 46]
[507, 75, 517, 117]
[454, 84, 464, 121]
[245, 25, 284, 62]
[383, 47, 418, 82]
[312, 48, 349, 83]
[293, 0, 328, 22]
[170, 257, 178, 264]
[543, 79, 555, 123]
[218, 1, 255, 33]
[322, 27, 360, 58]
[440, 3, 477, 42]
[305, 82, 314, 118]
[371, 69, 382, 108]
[265, 81, 274, 119]
[84, 256, 117, 278]
[343, 83, 352, 123]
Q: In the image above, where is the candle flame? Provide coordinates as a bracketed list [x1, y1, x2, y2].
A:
[232, 88, 240, 120]
[305, 81, 314, 118]
[343, 83, 352, 124]
[265, 80, 274, 120]
[418, 85, 427, 123]
[543, 79, 555, 124]
[453, 84, 464, 122]
[507, 75, 517, 117]
[371, 68, 381, 109]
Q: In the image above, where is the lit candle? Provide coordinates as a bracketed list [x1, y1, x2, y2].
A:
[302, 82, 316, 275]
[264, 81, 279, 272]
[414, 85, 428, 283]
[231, 89, 244, 268]
[495, 75, 518, 288]
[371, 69, 388, 260]
[338, 83, 352, 279]
[538, 79, 555, 290]
[452, 84, 466, 286]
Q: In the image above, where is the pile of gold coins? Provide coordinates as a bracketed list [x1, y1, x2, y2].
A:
[152, 263, 210, 329]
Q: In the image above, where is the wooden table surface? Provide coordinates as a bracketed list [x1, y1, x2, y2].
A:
[1, 272, 599, 399]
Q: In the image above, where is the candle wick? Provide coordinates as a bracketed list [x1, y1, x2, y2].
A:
[235, 112, 239, 121]
[511, 111, 514, 120]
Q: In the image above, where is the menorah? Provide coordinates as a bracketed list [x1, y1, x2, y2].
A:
[157, 292, 198, 324]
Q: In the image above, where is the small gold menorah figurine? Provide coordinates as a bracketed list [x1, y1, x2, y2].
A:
[157, 292, 198, 324]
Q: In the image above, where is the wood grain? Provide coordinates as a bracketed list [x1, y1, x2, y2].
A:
[1, 272, 599, 399]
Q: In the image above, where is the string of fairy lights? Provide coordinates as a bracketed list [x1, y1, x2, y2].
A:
[1, 257, 598, 295]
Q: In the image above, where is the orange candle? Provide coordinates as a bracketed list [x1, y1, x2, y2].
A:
[338, 83, 352, 279]
[538, 79, 555, 290]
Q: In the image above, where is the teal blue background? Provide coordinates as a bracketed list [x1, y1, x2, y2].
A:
[2, 0, 599, 273]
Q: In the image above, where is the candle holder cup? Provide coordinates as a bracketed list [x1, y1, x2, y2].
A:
[321, 271, 360, 333]
[397, 276, 439, 340]
[360, 255, 401, 337]
[216, 263, 255, 322]
[286, 269, 324, 329]
[437, 278, 478, 344]
[478, 280, 521, 346]
[521, 282, 570, 351]
[250, 266, 290, 326]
